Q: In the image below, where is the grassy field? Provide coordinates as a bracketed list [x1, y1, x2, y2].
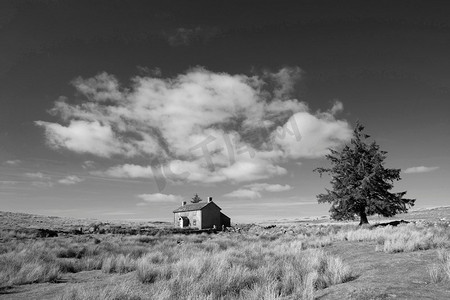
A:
[1, 208, 450, 299]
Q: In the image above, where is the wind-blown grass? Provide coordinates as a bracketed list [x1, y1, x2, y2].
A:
[428, 248, 450, 283]
[312, 223, 450, 253]
[2, 219, 449, 298]
[0, 230, 354, 298]
[63, 245, 352, 300]
[0, 247, 60, 287]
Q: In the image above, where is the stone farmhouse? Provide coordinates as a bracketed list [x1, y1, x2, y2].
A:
[173, 197, 231, 230]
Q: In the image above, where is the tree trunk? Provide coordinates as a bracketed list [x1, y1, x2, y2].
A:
[359, 211, 369, 226]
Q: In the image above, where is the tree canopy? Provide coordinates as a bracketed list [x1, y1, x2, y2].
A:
[315, 123, 415, 225]
[191, 193, 203, 203]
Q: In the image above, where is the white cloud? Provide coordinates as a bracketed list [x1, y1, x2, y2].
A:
[25, 172, 50, 180]
[4, 160, 21, 166]
[35, 120, 138, 158]
[244, 183, 292, 192]
[404, 166, 439, 174]
[58, 175, 84, 185]
[267, 67, 302, 100]
[224, 182, 292, 199]
[0, 181, 18, 185]
[224, 189, 262, 199]
[95, 157, 287, 184]
[82, 160, 95, 169]
[93, 164, 153, 178]
[220, 159, 288, 182]
[273, 109, 352, 159]
[71, 72, 123, 102]
[36, 67, 352, 184]
[330, 100, 344, 115]
[136, 193, 183, 205]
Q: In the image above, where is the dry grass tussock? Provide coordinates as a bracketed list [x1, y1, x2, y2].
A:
[0, 235, 144, 288]
[0, 231, 354, 299]
[379, 226, 449, 253]
[1, 220, 449, 298]
[62, 245, 352, 300]
[428, 248, 450, 283]
[0, 247, 60, 287]
[312, 222, 450, 253]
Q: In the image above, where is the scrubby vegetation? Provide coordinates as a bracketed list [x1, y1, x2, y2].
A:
[0, 232, 353, 299]
[428, 248, 450, 283]
[1, 216, 449, 299]
[333, 223, 450, 252]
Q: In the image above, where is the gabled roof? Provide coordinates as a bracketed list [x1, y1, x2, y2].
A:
[173, 201, 221, 213]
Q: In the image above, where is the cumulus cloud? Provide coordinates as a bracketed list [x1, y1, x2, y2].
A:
[25, 172, 50, 180]
[58, 175, 84, 185]
[0, 181, 18, 185]
[136, 193, 184, 206]
[224, 189, 261, 199]
[404, 166, 439, 174]
[71, 72, 123, 102]
[4, 159, 21, 166]
[95, 157, 287, 184]
[93, 164, 153, 178]
[273, 107, 352, 159]
[224, 182, 292, 199]
[267, 67, 302, 100]
[35, 120, 137, 158]
[244, 183, 292, 192]
[36, 67, 352, 184]
[82, 160, 95, 169]
[330, 100, 344, 115]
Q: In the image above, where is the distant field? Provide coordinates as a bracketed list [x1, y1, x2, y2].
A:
[1, 207, 450, 299]
[0, 210, 172, 232]
[3, 206, 448, 231]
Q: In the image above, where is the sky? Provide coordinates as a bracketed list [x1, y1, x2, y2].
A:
[1, 0, 449, 223]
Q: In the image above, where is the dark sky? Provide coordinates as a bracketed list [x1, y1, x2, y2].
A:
[1, 0, 449, 221]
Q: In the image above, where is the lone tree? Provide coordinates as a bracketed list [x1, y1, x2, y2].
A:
[314, 123, 415, 225]
[191, 193, 203, 203]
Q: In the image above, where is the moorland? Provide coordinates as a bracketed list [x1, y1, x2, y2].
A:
[1, 207, 450, 300]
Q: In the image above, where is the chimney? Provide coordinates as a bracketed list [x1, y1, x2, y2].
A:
[182, 201, 187, 206]
[208, 196, 213, 203]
